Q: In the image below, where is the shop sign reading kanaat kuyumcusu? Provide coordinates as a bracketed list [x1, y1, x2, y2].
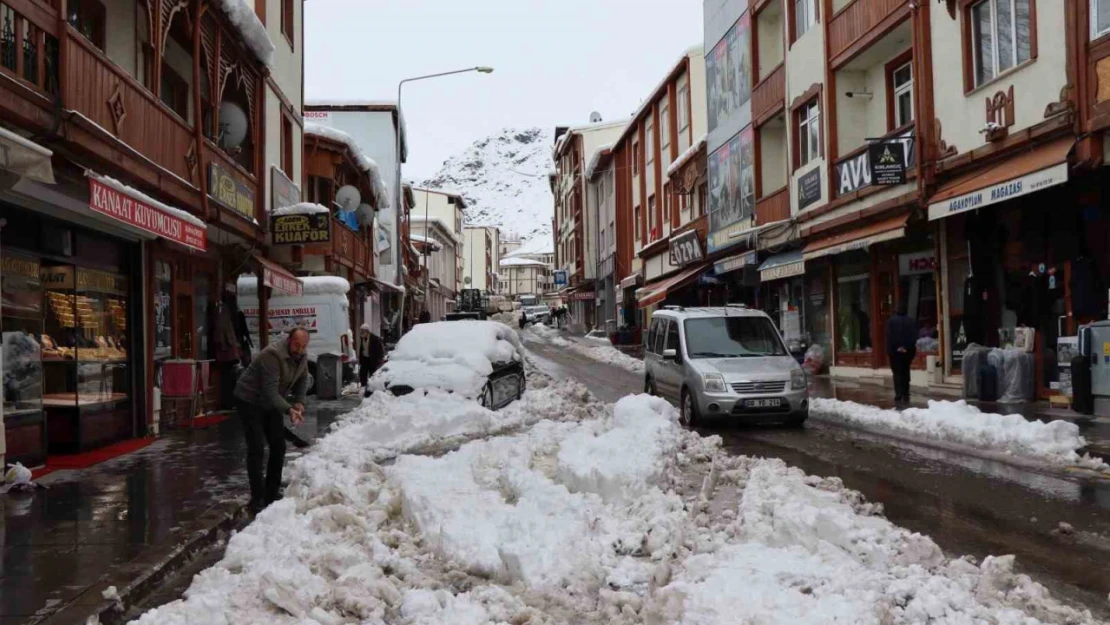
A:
[88, 178, 207, 251]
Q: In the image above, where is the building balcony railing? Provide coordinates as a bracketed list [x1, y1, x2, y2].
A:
[332, 219, 372, 276]
[752, 63, 785, 127]
[755, 186, 790, 226]
[828, 0, 910, 69]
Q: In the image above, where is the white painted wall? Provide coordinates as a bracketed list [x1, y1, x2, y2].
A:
[785, 7, 827, 215]
[263, 88, 302, 219]
[930, 0, 1066, 156]
[264, 0, 303, 110]
[689, 50, 709, 143]
[757, 2, 785, 80]
[760, 116, 787, 193]
[463, 227, 491, 291]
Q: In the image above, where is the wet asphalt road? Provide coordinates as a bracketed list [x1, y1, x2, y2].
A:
[525, 337, 1110, 618]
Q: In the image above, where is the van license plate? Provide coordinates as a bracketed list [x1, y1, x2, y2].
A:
[744, 398, 782, 409]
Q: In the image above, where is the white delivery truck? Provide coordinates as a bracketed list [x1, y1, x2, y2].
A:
[237, 275, 354, 393]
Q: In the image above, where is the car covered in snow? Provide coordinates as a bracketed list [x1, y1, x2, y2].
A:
[644, 305, 809, 426]
[368, 320, 526, 410]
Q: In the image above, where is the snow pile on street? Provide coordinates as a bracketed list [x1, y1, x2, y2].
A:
[369, 320, 522, 397]
[648, 457, 1102, 625]
[573, 341, 645, 374]
[525, 323, 570, 347]
[812, 398, 1109, 471]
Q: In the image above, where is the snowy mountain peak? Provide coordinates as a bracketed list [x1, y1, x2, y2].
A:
[422, 127, 554, 245]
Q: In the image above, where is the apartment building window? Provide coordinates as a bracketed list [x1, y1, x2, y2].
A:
[660, 102, 671, 154]
[793, 0, 816, 42]
[634, 206, 642, 242]
[281, 112, 294, 175]
[969, 0, 1032, 88]
[645, 118, 655, 166]
[160, 64, 189, 120]
[1094, 0, 1110, 39]
[281, 0, 295, 47]
[648, 195, 657, 239]
[68, 0, 105, 50]
[633, 141, 642, 175]
[677, 85, 690, 133]
[888, 57, 914, 129]
[697, 182, 708, 217]
[795, 99, 820, 168]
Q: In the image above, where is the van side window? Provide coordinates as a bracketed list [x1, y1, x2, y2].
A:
[654, 319, 668, 355]
[666, 321, 680, 353]
[647, 318, 661, 354]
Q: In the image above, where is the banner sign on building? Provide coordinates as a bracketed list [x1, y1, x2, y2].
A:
[88, 177, 207, 251]
[669, 229, 705, 267]
[867, 141, 907, 186]
[797, 167, 822, 211]
[272, 213, 332, 245]
[836, 129, 915, 196]
[271, 167, 302, 212]
[927, 162, 1068, 221]
[707, 13, 752, 134]
[553, 269, 568, 288]
[208, 162, 256, 220]
[243, 305, 319, 343]
[569, 290, 595, 302]
[708, 126, 754, 253]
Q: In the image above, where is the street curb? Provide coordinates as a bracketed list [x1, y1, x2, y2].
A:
[31, 498, 247, 625]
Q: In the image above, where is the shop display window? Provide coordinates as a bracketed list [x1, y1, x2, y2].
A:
[41, 264, 130, 406]
[837, 266, 873, 353]
[2, 254, 44, 417]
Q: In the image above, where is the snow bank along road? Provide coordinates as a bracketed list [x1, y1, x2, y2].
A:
[129, 360, 1110, 624]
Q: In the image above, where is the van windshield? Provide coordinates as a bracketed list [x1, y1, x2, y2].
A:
[683, 317, 787, 359]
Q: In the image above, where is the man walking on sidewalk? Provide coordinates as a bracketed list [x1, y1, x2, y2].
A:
[886, 302, 918, 405]
[234, 327, 310, 513]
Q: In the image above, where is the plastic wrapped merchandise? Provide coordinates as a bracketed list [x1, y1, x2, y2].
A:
[998, 347, 1036, 403]
[962, 344, 989, 398]
[802, 344, 826, 376]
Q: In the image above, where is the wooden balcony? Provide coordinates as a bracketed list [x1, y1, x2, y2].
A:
[755, 186, 790, 226]
[332, 219, 372, 278]
[752, 63, 785, 127]
[828, 0, 910, 69]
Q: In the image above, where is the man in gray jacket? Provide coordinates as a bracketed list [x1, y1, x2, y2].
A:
[234, 327, 309, 512]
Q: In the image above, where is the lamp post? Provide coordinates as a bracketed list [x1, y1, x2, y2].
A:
[394, 66, 492, 327]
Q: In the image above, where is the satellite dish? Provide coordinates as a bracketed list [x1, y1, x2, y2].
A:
[357, 202, 375, 226]
[335, 185, 361, 212]
[218, 102, 249, 149]
[464, 276, 472, 285]
[589, 111, 603, 123]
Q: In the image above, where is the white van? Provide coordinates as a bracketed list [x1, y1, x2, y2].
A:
[237, 275, 354, 392]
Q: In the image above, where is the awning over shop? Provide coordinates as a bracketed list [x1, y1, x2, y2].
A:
[619, 274, 643, 290]
[636, 261, 710, 309]
[0, 126, 54, 184]
[802, 213, 909, 261]
[364, 276, 405, 293]
[714, 250, 758, 275]
[758, 250, 805, 282]
[927, 136, 1073, 221]
[253, 254, 303, 297]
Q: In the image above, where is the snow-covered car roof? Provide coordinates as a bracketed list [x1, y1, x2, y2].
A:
[370, 321, 523, 398]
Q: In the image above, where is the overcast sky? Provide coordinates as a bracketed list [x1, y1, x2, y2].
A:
[304, 0, 704, 181]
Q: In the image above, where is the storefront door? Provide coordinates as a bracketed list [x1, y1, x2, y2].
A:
[874, 250, 898, 369]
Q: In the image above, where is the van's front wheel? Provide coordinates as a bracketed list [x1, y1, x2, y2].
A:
[306, 361, 317, 396]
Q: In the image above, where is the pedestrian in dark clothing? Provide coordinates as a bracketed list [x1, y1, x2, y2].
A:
[419, 309, 431, 324]
[234, 327, 310, 513]
[886, 302, 919, 404]
[358, 324, 385, 396]
[518, 310, 528, 330]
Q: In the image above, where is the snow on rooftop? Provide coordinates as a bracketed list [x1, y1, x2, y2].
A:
[666, 133, 707, 179]
[585, 143, 613, 180]
[615, 45, 703, 146]
[370, 320, 522, 397]
[500, 257, 550, 268]
[215, 0, 275, 68]
[304, 122, 390, 209]
[270, 202, 330, 217]
[506, 237, 554, 257]
[305, 99, 398, 108]
[409, 233, 442, 251]
[86, 171, 206, 229]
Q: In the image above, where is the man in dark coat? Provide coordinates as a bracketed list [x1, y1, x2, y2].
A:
[885, 302, 919, 404]
[234, 327, 310, 513]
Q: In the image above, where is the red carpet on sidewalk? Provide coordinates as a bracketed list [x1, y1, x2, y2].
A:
[31, 437, 157, 480]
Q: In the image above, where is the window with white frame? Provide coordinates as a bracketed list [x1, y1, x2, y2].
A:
[970, 0, 1032, 87]
[677, 85, 690, 131]
[660, 102, 671, 151]
[891, 61, 913, 128]
[646, 117, 655, 164]
[1093, 0, 1110, 39]
[648, 195, 656, 237]
[797, 99, 820, 167]
[795, 0, 816, 40]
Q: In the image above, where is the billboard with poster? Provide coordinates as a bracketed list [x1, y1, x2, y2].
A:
[242, 305, 320, 343]
[707, 126, 754, 253]
[707, 13, 752, 135]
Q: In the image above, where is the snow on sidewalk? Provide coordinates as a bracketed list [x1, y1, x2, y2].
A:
[811, 398, 1109, 471]
[525, 324, 645, 374]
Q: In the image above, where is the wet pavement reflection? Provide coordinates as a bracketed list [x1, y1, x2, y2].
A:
[0, 396, 361, 623]
[525, 337, 1110, 618]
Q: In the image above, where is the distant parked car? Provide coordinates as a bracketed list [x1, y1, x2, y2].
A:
[525, 305, 552, 325]
[643, 305, 809, 427]
[369, 320, 526, 410]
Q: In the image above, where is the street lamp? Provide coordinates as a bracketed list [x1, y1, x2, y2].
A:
[394, 66, 493, 325]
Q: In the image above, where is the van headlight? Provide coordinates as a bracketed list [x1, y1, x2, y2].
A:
[791, 369, 807, 390]
[702, 373, 727, 392]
